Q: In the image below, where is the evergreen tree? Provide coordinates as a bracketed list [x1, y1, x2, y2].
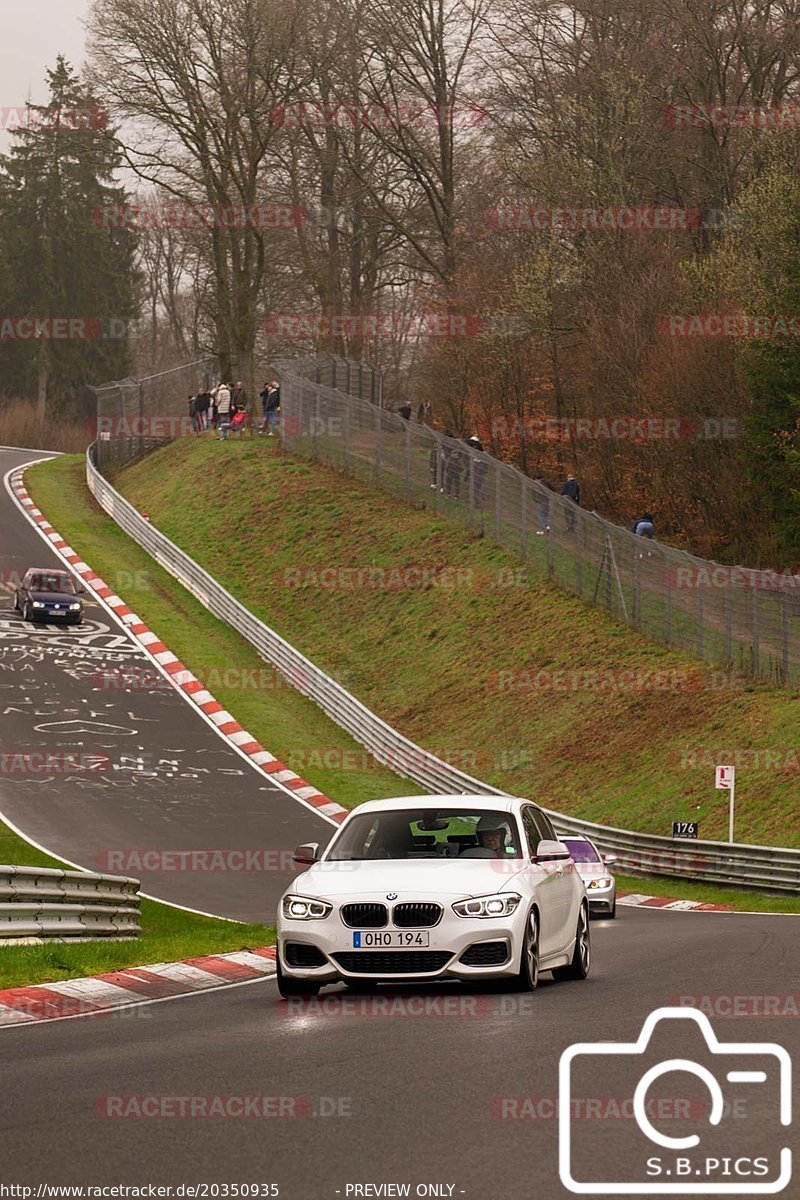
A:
[0, 57, 138, 419]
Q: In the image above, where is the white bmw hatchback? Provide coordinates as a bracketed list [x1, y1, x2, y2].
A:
[276, 795, 590, 996]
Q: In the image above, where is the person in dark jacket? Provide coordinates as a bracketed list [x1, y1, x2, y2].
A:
[398, 401, 412, 421]
[260, 381, 281, 435]
[442, 432, 463, 499]
[465, 435, 487, 508]
[561, 473, 580, 532]
[195, 390, 211, 430]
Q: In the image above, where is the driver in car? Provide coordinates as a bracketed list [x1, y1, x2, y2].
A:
[474, 815, 511, 857]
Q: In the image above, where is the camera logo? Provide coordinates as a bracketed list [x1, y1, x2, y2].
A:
[559, 1007, 792, 1194]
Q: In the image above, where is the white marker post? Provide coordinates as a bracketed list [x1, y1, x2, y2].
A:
[715, 764, 735, 842]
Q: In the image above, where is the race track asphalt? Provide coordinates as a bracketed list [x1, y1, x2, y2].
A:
[0, 448, 336, 921]
[1, 905, 797, 1198]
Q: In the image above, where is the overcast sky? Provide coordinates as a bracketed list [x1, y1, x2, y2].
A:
[0, 0, 89, 151]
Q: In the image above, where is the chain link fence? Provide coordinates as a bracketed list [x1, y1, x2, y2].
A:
[273, 354, 382, 404]
[278, 363, 800, 687]
[92, 359, 216, 472]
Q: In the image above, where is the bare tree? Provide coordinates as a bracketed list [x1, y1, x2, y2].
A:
[88, 0, 304, 406]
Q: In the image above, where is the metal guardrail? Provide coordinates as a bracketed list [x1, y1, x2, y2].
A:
[85, 444, 800, 894]
[0, 865, 141, 940]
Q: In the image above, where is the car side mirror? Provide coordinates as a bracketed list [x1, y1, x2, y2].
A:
[535, 839, 572, 862]
[292, 842, 320, 867]
[603, 854, 618, 866]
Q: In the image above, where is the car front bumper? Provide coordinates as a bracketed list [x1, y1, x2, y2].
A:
[584, 880, 616, 915]
[278, 908, 527, 983]
[28, 608, 82, 623]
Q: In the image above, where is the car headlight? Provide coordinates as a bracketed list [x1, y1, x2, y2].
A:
[587, 877, 612, 889]
[282, 894, 332, 920]
[452, 892, 521, 918]
[32, 601, 45, 609]
[69, 602, 81, 611]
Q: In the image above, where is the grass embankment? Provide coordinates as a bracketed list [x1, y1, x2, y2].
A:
[0, 815, 274, 989]
[104, 437, 800, 850]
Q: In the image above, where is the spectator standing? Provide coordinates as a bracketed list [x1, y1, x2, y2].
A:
[259, 381, 281, 435]
[417, 400, 432, 424]
[195, 389, 211, 430]
[443, 432, 463, 499]
[561, 472, 581, 532]
[466, 435, 487, 508]
[258, 382, 270, 433]
[188, 394, 200, 434]
[533, 475, 553, 534]
[429, 441, 445, 491]
[398, 401, 412, 421]
[215, 382, 232, 440]
[231, 381, 245, 411]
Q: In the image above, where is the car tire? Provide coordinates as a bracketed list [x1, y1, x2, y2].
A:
[23, 602, 33, 623]
[513, 908, 539, 992]
[276, 954, 321, 999]
[553, 903, 591, 981]
[608, 900, 616, 920]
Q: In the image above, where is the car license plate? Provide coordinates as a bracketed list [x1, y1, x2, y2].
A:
[352, 931, 430, 948]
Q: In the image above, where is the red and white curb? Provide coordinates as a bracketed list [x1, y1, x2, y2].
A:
[0, 946, 277, 1028]
[618, 891, 731, 912]
[8, 467, 349, 826]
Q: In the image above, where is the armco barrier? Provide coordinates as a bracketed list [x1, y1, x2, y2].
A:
[84, 446, 800, 894]
[0, 865, 141, 941]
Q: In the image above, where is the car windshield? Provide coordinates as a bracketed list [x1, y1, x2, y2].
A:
[28, 573, 76, 594]
[563, 839, 601, 863]
[326, 809, 522, 862]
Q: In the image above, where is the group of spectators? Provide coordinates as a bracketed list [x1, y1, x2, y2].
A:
[188, 381, 245, 438]
[399, 400, 657, 540]
[188, 380, 281, 440]
[533, 474, 655, 541]
[533, 473, 580, 533]
[428, 432, 489, 504]
[188, 383, 657, 542]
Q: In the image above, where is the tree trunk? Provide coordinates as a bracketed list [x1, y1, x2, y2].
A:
[36, 341, 49, 422]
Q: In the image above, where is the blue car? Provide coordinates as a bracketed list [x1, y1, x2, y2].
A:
[14, 568, 85, 625]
